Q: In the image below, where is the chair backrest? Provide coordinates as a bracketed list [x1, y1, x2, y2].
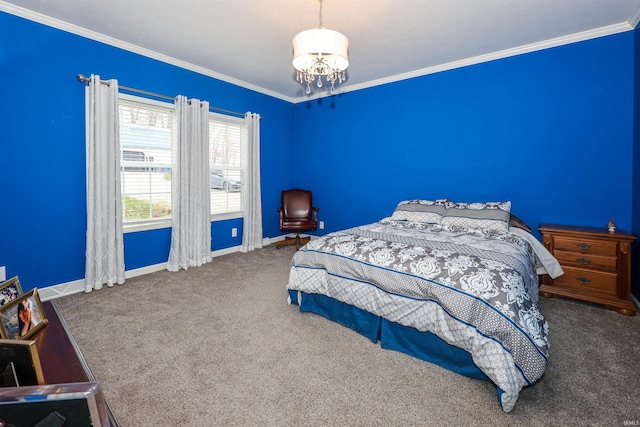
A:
[281, 189, 313, 220]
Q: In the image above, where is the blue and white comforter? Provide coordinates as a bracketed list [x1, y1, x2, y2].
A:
[287, 219, 553, 412]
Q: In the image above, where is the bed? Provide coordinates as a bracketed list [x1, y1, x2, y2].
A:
[286, 199, 563, 412]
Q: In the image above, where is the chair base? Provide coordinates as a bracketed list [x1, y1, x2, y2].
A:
[276, 234, 310, 250]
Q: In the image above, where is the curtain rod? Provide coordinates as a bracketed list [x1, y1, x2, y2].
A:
[76, 74, 245, 118]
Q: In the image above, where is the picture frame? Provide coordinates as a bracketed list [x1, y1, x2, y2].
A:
[0, 276, 23, 307]
[0, 339, 44, 387]
[0, 289, 48, 340]
[0, 382, 111, 427]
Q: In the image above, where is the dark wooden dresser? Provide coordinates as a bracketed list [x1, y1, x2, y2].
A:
[30, 300, 120, 425]
[539, 223, 637, 316]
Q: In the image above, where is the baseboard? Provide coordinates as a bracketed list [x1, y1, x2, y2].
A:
[39, 279, 87, 301]
[39, 235, 306, 301]
[39, 243, 264, 301]
[41, 236, 639, 310]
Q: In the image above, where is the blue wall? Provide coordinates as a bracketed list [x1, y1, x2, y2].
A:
[633, 23, 640, 299]
[1, 11, 638, 298]
[293, 31, 638, 297]
[294, 32, 635, 239]
[0, 12, 295, 291]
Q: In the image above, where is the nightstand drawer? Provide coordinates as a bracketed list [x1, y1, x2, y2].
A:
[539, 223, 636, 315]
[554, 266, 617, 296]
[553, 236, 618, 257]
[553, 250, 617, 272]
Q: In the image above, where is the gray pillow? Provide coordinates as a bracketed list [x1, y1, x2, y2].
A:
[441, 201, 511, 234]
[391, 199, 450, 224]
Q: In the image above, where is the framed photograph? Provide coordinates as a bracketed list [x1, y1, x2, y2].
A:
[0, 289, 48, 340]
[0, 276, 23, 307]
[0, 339, 44, 386]
[0, 382, 111, 427]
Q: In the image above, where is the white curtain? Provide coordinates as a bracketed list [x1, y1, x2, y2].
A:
[85, 74, 125, 292]
[167, 96, 212, 271]
[241, 112, 263, 252]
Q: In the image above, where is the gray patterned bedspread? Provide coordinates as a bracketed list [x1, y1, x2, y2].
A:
[287, 219, 549, 412]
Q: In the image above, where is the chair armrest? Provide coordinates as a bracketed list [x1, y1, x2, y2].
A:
[312, 207, 319, 222]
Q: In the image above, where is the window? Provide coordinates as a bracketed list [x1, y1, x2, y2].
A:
[119, 94, 173, 226]
[209, 113, 245, 216]
[118, 95, 246, 230]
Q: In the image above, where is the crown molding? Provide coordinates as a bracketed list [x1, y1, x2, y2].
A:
[309, 21, 634, 102]
[1, 1, 634, 105]
[628, 6, 640, 29]
[0, 2, 296, 103]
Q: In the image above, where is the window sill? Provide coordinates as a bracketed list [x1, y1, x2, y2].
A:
[123, 211, 244, 234]
[123, 220, 172, 234]
[211, 211, 243, 221]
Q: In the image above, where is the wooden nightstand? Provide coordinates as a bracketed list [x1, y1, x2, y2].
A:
[539, 224, 637, 316]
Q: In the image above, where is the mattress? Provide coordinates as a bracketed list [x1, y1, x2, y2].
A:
[287, 217, 561, 412]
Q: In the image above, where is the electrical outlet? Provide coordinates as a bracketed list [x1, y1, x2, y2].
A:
[0, 266, 5, 282]
[231, 228, 238, 237]
[319, 221, 325, 230]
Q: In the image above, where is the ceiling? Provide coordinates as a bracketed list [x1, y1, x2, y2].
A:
[2, 0, 640, 102]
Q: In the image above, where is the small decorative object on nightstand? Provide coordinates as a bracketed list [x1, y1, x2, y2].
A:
[539, 223, 637, 315]
[607, 219, 616, 233]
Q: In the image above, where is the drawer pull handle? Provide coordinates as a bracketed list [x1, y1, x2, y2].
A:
[576, 242, 591, 250]
[576, 257, 591, 265]
[576, 276, 592, 284]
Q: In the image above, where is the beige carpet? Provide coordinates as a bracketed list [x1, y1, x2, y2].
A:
[53, 246, 640, 426]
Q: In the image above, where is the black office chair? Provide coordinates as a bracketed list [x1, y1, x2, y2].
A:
[276, 189, 319, 249]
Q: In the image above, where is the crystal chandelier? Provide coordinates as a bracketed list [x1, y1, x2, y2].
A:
[292, 0, 349, 95]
